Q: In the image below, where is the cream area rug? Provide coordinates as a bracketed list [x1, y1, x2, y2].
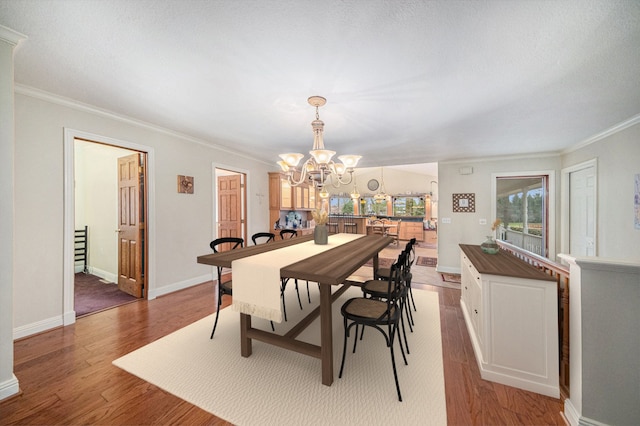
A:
[113, 286, 446, 425]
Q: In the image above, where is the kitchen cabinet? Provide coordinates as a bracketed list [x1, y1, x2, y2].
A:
[399, 221, 424, 241]
[459, 244, 559, 398]
[269, 172, 316, 231]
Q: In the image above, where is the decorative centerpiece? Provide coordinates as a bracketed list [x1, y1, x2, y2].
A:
[311, 209, 329, 245]
[481, 219, 501, 254]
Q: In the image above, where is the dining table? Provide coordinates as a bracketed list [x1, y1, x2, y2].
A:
[197, 233, 393, 386]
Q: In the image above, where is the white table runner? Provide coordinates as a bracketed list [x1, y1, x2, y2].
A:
[231, 233, 364, 322]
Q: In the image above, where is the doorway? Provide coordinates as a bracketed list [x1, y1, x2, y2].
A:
[73, 141, 147, 316]
[63, 129, 155, 325]
[215, 167, 247, 242]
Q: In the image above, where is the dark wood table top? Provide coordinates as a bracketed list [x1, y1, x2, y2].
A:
[460, 244, 556, 281]
[198, 233, 393, 284]
[197, 234, 314, 268]
[281, 235, 393, 284]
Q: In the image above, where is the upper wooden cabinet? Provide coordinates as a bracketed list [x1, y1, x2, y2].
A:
[269, 172, 314, 211]
[269, 173, 293, 210]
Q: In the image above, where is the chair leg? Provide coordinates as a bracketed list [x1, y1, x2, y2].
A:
[306, 281, 311, 304]
[389, 324, 403, 402]
[339, 318, 351, 378]
[280, 279, 289, 322]
[408, 286, 417, 311]
[294, 279, 303, 310]
[210, 292, 222, 339]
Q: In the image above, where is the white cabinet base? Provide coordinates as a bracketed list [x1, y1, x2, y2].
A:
[460, 245, 559, 398]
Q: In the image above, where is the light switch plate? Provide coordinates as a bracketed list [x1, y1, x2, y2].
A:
[479, 218, 487, 225]
[441, 217, 451, 224]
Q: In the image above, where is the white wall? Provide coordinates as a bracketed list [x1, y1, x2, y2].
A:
[13, 90, 273, 335]
[436, 121, 640, 274]
[562, 122, 640, 260]
[436, 155, 561, 273]
[0, 25, 24, 401]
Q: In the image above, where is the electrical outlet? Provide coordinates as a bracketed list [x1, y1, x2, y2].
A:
[479, 218, 487, 225]
[441, 217, 451, 224]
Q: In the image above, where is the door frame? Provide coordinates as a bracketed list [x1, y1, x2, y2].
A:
[212, 163, 249, 242]
[560, 158, 598, 256]
[63, 128, 155, 326]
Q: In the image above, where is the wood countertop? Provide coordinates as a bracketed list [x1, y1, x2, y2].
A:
[460, 244, 556, 282]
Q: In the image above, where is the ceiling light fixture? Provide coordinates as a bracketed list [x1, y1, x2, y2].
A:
[350, 172, 360, 200]
[277, 96, 361, 190]
[373, 167, 389, 203]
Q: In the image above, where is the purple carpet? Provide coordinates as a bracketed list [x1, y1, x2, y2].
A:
[75, 273, 138, 317]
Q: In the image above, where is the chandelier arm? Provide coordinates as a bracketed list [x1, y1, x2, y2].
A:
[287, 164, 310, 186]
[335, 171, 354, 185]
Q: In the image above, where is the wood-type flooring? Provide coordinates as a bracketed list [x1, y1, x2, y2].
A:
[0, 281, 565, 425]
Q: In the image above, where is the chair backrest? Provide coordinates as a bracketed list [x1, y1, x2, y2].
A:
[385, 251, 407, 308]
[210, 237, 244, 253]
[280, 229, 297, 239]
[251, 232, 275, 245]
[370, 219, 385, 235]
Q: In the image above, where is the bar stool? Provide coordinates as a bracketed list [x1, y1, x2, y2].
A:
[327, 220, 339, 233]
[343, 215, 357, 233]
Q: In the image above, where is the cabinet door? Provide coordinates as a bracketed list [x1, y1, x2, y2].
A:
[308, 186, 316, 210]
[269, 173, 281, 209]
[281, 180, 292, 209]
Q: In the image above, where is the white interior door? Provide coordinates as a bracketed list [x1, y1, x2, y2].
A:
[569, 166, 596, 256]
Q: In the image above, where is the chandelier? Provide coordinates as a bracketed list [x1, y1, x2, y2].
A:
[277, 96, 362, 192]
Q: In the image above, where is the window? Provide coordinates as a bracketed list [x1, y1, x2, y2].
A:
[360, 196, 387, 216]
[392, 196, 426, 217]
[329, 196, 354, 214]
[492, 172, 555, 259]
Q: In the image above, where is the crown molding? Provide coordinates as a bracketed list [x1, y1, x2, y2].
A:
[0, 25, 27, 46]
[439, 150, 561, 166]
[13, 84, 273, 166]
[562, 113, 640, 154]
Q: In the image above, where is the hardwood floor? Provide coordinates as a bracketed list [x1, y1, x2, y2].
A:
[0, 281, 565, 425]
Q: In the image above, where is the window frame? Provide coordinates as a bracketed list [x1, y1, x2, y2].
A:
[491, 171, 556, 260]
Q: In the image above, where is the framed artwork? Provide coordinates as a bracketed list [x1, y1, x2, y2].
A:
[453, 193, 475, 212]
[178, 175, 194, 194]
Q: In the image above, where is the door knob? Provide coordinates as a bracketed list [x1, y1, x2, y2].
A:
[115, 229, 123, 233]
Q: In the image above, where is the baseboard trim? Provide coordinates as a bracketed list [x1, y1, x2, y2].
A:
[87, 267, 117, 283]
[147, 274, 213, 300]
[435, 265, 461, 274]
[0, 374, 19, 401]
[14, 275, 214, 339]
[13, 315, 63, 340]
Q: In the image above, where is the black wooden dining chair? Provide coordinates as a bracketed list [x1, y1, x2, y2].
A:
[361, 245, 413, 354]
[278, 229, 304, 318]
[209, 237, 244, 339]
[338, 252, 408, 401]
[251, 232, 275, 245]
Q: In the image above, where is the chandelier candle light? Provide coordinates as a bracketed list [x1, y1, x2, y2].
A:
[278, 96, 362, 199]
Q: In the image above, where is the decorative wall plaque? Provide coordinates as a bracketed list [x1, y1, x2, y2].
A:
[178, 175, 194, 194]
[452, 193, 475, 212]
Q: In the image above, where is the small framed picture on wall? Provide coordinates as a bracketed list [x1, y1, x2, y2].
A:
[453, 193, 475, 212]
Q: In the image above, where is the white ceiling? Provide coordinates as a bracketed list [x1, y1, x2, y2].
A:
[2, 0, 639, 169]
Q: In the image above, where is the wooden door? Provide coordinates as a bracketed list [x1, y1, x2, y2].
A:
[117, 153, 144, 297]
[218, 174, 243, 240]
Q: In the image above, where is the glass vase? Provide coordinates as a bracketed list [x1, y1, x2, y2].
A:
[480, 235, 499, 254]
[314, 224, 328, 245]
